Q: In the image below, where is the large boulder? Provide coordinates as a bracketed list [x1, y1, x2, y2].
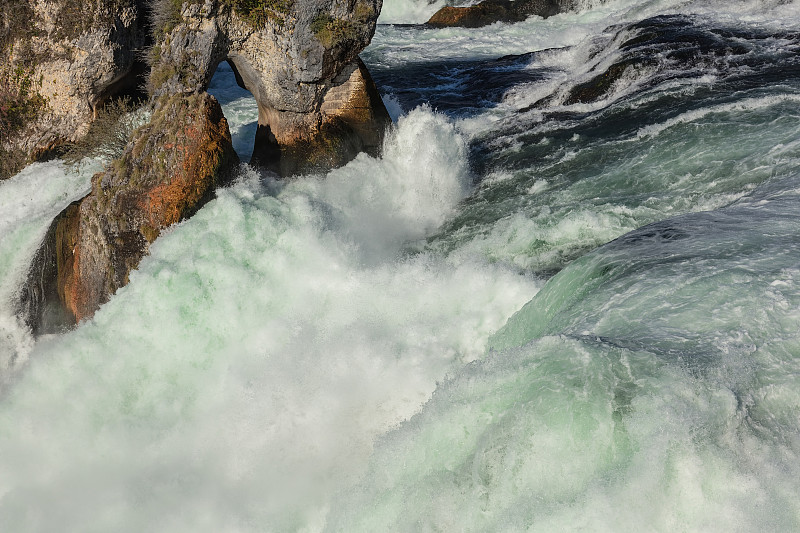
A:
[0, 0, 148, 179]
[19, 92, 238, 333]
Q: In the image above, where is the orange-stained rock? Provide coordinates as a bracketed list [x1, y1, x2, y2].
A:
[145, 0, 389, 177]
[16, 0, 391, 333]
[426, 0, 566, 28]
[19, 92, 238, 332]
[17, 200, 81, 334]
[427, 2, 516, 28]
[252, 58, 392, 175]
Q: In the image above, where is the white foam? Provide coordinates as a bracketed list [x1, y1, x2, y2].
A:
[0, 107, 539, 531]
[292, 106, 471, 260]
[0, 160, 98, 375]
[2, 0, 800, 530]
[636, 94, 800, 140]
[378, 0, 451, 24]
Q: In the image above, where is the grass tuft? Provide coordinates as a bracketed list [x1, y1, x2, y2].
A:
[63, 96, 147, 164]
[311, 13, 359, 49]
[226, 0, 294, 28]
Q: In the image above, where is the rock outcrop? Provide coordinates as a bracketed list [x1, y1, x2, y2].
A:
[0, 0, 148, 179]
[520, 15, 755, 111]
[20, 92, 238, 334]
[147, 0, 390, 175]
[426, 0, 572, 28]
[17, 0, 391, 332]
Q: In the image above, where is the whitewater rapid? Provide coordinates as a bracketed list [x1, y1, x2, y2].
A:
[0, 107, 539, 531]
[1, 0, 800, 530]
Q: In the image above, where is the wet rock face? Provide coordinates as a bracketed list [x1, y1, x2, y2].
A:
[426, 0, 569, 28]
[17, 201, 82, 335]
[70, 92, 238, 324]
[0, 0, 148, 179]
[149, 0, 389, 175]
[19, 93, 238, 332]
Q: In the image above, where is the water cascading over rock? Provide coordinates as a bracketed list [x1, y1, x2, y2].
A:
[15, 0, 391, 334]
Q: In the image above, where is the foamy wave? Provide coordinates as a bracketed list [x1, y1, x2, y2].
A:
[293, 105, 471, 260]
[636, 94, 800, 140]
[0, 106, 536, 532]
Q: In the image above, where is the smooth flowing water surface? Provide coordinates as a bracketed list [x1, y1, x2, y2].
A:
[1, 0, 799, 530]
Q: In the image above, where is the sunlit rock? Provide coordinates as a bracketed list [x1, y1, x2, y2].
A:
[19, 92, 238, 332]
[148, 0, 390, 174]
[0, 0, 148, 179]
[17, 0, 390, 331]
[426, 0, 569, 28]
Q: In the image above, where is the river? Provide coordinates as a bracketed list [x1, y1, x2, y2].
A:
[1, 0, 799, 530]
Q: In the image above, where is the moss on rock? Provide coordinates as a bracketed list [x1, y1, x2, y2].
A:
[227, 0, 294, 28]
[0, 63, 48, 177]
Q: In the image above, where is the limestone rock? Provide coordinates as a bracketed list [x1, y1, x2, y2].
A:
[0, 0, 148, 179]
[17, 0, 390, 332]
[19, 92, 238, 332]
[148, 0, 390, 175]
[255, 57, 392, 174]
[16, 200, 82, 334]
[426, 0, 570, 28]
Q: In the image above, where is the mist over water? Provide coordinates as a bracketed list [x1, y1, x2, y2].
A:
[0, 161, 98, 371]
[2, 0, 800, 530]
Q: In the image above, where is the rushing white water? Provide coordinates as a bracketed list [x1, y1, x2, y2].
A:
[0, 107, 538, 531]
[0, 161, 98, 371]
[330, 179, 800, 531]
[2, 0, 800, 530]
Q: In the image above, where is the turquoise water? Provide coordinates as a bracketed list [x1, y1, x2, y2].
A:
[1, 0, 799, 530]
[331, 180, 800, 531]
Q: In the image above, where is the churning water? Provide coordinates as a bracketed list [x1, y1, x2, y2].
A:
[1, 0, 800, 530]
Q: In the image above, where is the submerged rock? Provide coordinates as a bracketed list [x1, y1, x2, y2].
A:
[521, 15, 759, 111]
[20, 93, 238, 333]
[426, 0, 569, 28]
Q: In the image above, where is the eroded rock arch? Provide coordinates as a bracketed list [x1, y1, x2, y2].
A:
[18, 0, 391, 333]
[149, 0, 390, 175]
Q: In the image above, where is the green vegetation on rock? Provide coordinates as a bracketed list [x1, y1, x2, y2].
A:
[148, 0, 201, 38]
[149, 0, 294, 38]
[63, 96, 146, 164]
[311, 14, 358, 48]
[310, 1, 372, 48]
[228, 0, 294, 28]
[0, 64, 47, 177]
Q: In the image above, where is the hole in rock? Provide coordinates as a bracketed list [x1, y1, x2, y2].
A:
[207, 61, 259, 163]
